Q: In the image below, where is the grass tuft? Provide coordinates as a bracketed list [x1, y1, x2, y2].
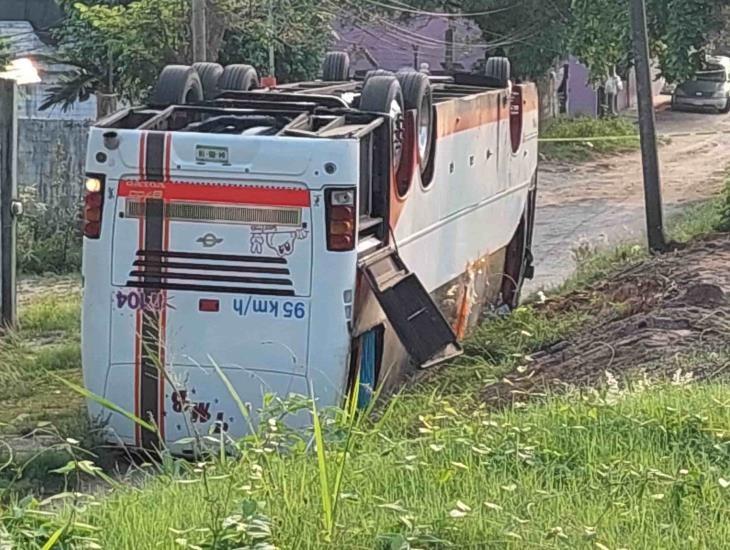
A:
[540, 116, 639, 162]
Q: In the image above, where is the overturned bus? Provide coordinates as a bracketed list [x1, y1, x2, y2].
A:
[81, 52, 538, 451]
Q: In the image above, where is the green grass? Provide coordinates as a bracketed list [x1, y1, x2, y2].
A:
[3, 181, 730, 547]
[0, 289, 85, 442]
[27, 384, 730, 549]
[667, 197, 726, 243]
[19, 292, 81, 333]
[540, 116, 640, 162]
[4, 291, 729, 548]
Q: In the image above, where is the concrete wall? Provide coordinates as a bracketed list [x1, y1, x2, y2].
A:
[18, 118, 89, 203]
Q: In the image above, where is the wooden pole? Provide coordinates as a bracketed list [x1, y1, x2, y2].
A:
[629, 0, 667, 253]
[268, 0, 276, 77]
[0, 79, 18, 328]
[192, 0, 207, 63]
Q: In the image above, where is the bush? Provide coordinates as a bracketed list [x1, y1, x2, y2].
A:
[718, 179, 730, 232]
[540, 116, 639, 162]
[17, 186, 82, 275]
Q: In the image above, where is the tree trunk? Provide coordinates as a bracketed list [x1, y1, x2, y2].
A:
[96, 92, 118, 120]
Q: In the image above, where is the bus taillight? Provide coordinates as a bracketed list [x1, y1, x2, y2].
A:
[84, 174, 105, 239]
[326, 188, 356, 251]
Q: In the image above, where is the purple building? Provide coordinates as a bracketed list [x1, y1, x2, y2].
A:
[334, 17, 664, 118]
[333, 16, 485, 73]
[560, 56, 664, 117]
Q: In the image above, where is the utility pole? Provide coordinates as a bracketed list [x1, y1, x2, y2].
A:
[445, 22, 455, 72]
[629, 0, 666, 252]
[0, 79, 18, 328]
[267, 0, 275, 78]
[192, 0, 207, 63]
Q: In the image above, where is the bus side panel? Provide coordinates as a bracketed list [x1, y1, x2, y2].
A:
[390, 87, 538, 295]
[511, 83, 540, 193]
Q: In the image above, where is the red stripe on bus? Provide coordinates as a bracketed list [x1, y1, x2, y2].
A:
[118, 180, 311, 207]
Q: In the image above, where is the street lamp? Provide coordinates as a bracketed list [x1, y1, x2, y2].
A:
[0, 58, 41, 85]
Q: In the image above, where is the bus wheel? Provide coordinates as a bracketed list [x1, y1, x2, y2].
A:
[219, 64, 259, 92]
[360, 75, 405, 173]
[364, 69, 394, 85]
[501, 184, 537, 310]
[397, 71, 434, 174]
[485, 57, 511, 88]
[192, 62, 224, 99]
[322, 51, 350, 81]
[151, 65, 204, 107]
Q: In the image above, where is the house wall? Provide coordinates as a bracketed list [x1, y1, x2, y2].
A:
[566, 58, 597, 116]
[334, 16, 484, 72]
[564, 57, 665, 118]
[18, 118, 89, 203]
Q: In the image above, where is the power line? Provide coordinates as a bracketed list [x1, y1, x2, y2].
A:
[380, 17, 543, 50]
[356, 0, 521, 18]
[336, 0, 528, 50]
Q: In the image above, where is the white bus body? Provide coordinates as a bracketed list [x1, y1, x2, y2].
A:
[81, 66, 538, 452]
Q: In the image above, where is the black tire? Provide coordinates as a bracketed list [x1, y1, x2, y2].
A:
[722, 98, 730, 114]
[219, 64, 259, 92]
[485, 57, 511, 88]
[151, 65, 204, 107]
[396, 71, 434, 172]
[322, 51, 350, 81]
[501, 178, 537, 309]
[192, 62, 224, 100]
[360, 75, 405, 171]
[364, 69, 394, 85]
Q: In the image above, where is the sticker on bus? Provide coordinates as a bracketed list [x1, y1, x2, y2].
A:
[114, 289, 174, 312]
[233, 297, 307, 320]
[171, 390, 230, 434]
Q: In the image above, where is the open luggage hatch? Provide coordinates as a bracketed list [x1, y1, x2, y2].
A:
[360, 249, 463, 369]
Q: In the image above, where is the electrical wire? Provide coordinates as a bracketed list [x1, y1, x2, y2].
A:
[334, 0, 533, 51]
[332, 4, 537, 51]
[356, 0, 521, 18]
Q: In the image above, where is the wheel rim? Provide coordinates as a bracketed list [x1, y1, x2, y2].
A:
[184, 88, 198, 104]
[390, 98, 404, 170]
[417, 93, 431, 161]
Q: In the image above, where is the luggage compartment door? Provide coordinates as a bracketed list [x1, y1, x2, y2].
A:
[360, 249, 462, 369]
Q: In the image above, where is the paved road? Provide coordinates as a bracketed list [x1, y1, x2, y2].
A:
[526, 106, 730, 294]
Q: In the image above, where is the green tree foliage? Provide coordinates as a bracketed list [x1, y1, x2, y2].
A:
[43, 0, 191, 110]
[402, 0, 729, 82]
[219, 0, 333, 82]
[43, 0, 333, 112]
[0, 39, 9, 68]
[570, 0, 727, 83]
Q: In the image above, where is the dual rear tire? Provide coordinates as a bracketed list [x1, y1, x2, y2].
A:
[151, 63, 260, 107]
[359, 71, 434, 177]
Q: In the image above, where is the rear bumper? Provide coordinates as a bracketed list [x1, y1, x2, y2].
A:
[673, 96, 727, 111]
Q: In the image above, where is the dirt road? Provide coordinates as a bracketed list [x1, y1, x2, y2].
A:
[527, 107, 730, 293]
